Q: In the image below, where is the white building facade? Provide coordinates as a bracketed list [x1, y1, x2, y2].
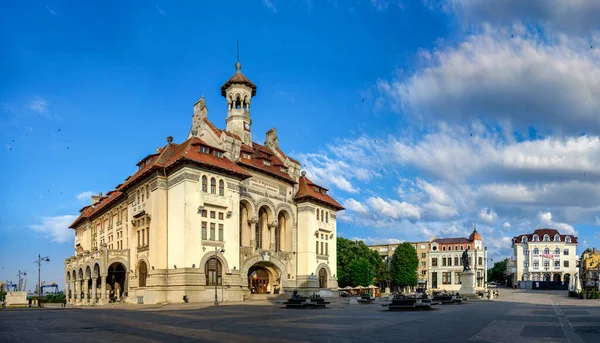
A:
[511, 228, 578, 285]
[64, 60, 344, 305]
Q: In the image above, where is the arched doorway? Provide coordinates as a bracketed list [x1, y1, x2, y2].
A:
[564, 273, 571, 286]
[544, 273, 551, 282]
[553, 274, 561, 282]
[248, 266, 270, 294]
[138, 261, 148, 287]
[318, 268, 327, 289]
[205, 258, 222, 286]
[107, 262, 127, 302]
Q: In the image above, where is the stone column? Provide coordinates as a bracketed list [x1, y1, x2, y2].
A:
[65, 282, 70, 304]
[91, 277, 97, 305]
[100, 276, 107, 303]
[86, 278, 91, 305]
[74, 280, 79, 304]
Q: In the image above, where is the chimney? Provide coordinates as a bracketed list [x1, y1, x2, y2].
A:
[91, 192, 103, 205]
[265, 128, 279, 151]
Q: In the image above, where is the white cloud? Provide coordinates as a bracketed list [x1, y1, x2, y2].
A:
[377, 26, 600, 134]
[29, 215, 76, 243]
[537, 211, 576, 235]
[503, 221, 511, 229]
[262, 0, 278, 13]
[155, 5, 167, 16]
[76, 191, 93, 202]
[366, 197, 421, 222]
[27, 96, 47, 113]
[445, 0, 600, 35]
[478, 207, 498, 224]
[295, 153, 365, 193]
[343, 198, 370, 216]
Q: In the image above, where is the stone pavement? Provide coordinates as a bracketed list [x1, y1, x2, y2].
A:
[1, 288, 599, 342]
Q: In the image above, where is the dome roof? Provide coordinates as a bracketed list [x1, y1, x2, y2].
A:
[469, 229, 482, 241]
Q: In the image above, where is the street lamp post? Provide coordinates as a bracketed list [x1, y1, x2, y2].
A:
[34, 254, 50, 307]
[214, 247, 225, 305]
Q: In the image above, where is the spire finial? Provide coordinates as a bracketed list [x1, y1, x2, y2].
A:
[235, 39, 242, 72]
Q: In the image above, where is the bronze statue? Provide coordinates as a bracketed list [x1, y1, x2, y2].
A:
[462, 247, 471, 271]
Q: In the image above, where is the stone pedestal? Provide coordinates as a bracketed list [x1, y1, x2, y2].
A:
[459, 270, 476, 296]
[5, 292, 28, 307]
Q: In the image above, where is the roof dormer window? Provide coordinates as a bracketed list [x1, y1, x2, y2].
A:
[263, 160, 271, 166]
[214, 151, 223, 158]
[532, 234, 539, 242]
[242, 153, 251, 159]
[521, 236, 528, 243]
[200, 146, 210, 154]
[565, 236, 572, 243]
[543, 234, 550, 242]
[280, 167, 286, 172]
[313, 186, 319, 192]
[554, 234, 560, 242]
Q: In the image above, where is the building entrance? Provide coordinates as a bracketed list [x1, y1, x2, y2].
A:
[248, 266, 270, 294]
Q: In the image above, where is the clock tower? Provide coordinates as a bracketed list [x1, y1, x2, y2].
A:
[221, 60, 256, 146]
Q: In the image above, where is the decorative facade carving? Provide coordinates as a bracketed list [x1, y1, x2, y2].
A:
[167, 172, 200, 187]
[298, 205, 316, 213]
[227, 182, 240, 191]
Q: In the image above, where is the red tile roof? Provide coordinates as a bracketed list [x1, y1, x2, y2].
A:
[69, 191, 125, 229]
[294, 175, 344, 211]
[433, 238, 472, 244]
[513, 228, 578, 244]
[237, 143, 296, 183]
[275, 147, 300, 165]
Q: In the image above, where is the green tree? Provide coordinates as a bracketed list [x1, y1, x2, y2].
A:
[390, 243, 418, 291]
[337, 237, 385, 287]
[487, 260, 506, 283]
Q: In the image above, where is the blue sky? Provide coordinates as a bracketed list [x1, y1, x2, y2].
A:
[2, 0, 600, 288]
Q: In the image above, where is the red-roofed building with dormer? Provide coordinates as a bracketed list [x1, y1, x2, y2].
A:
[64, 59, 344, 305]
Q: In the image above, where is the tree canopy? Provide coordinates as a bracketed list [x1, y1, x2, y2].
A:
[390, 242, 419, 288]
[487, 260, 506, 283]
[337, 237, 385, 287]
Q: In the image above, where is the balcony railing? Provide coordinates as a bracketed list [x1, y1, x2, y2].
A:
[133, 201, 146, 217]
[202, 193, 228, 208]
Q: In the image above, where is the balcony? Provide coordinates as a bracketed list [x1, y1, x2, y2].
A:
[133, 201, 146, 217]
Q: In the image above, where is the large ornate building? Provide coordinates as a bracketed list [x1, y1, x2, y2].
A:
[511, 228, 578, 285]
[64, 60, 344, 305]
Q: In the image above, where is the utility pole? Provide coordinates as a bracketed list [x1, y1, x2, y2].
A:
[214, 247, 225, 305]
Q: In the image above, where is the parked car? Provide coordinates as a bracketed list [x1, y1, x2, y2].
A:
[487, 282, 498, 288]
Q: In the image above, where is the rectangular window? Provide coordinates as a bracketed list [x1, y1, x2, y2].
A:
[210, 211, 216, 219]
[421, 253, 426, 258]
[202, 222, 207, 240]
[137, 231, 140, 247]
[554, 260, 560, 267]
[218, 212, 224, 220]
[321, 242, 324, 255]
[563, 249, 569, 255]
[524, 260, 529, 268]
[442, 272, 451, 285]
[218, 224, 223, 241]
[442, 258, 447, 267]
[448, 258, 452, 266]
[147, 229, 149, 245]
[201, 210, 207, 218]
[564, 260, 569, 267]
[316, 241, 319, 254]
[544, 260, 550, 267]
[533, 260, 539, 267]
[432, 258, 438, 267]
[325, 242, 328, 255]
[454, 256, 459, 266]
[210, 223, 215, 241]
[478, 257, 483, 266]
[141, 218, 145, 226]
[524, 249, 529, 255]
[455, 272, 461, 284]
[421, 261, 426, 267]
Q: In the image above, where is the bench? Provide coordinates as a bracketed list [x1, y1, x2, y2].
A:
[386, 297, 440, 311]
[283, 298, 330, 308]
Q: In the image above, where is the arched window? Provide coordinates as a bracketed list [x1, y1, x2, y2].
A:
[554, 248, 560, 255]
[543, 234, 550, 242]
[554, 234, 560, 242]
[533, 235, 539, 242]
[316, 209, 319, 220]
[544, 248, 550, 255]
[210, 178, 216, 194]
[138, 261, 148, 287]
[533, 248, 539, 255]
[318, 268, 327, 288]
[205, 258, 222, 286]
[321, 210, 324, 222]
[218, 180, 224, 196]
[565, 236, 572, 243]
[202, 176, 207, 192]
[522, 236, 528, 243]
[326, 212, 328, 223]
[442, 246, 446, 251]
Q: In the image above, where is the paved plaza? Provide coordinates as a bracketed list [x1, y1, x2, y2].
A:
[1, 289, 599, 342]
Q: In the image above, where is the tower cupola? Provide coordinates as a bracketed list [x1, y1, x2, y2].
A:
[221, 60, 256, 145]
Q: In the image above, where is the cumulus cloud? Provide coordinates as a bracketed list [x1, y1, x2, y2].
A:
[343, 198, 370, 216]
[377, 26, 600, 134]
[76, 191, 93, 202]
[444, 0, 600, 35]
[296, 153, 373, 193]
[478, 207, 498, 224]
[537, 211, 576, 235]
[503, 221, 511, 229]
[350, 236, 404, 245]
[27, 96, 48, 113]
[366, 197, 421, 222]
[29, 215, 76, 243]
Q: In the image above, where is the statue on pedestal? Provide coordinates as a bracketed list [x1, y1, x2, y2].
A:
[462, 247, 471, 271]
